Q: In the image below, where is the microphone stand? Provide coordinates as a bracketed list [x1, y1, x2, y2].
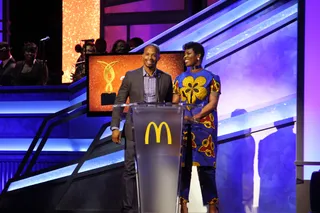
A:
[39, 39, 48, 84]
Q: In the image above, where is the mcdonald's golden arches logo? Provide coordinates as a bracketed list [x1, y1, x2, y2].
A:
[145, 122, 172, 145]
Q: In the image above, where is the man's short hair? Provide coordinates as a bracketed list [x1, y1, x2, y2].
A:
[0, 42, 11, 52]
[183, 42, 205, 61]
[144, 43, 160, 55]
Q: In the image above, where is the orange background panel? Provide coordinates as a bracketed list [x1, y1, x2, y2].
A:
[62, 0, 100, 83]
[88, 52, 184, 113]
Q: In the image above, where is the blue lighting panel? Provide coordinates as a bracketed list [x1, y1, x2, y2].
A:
[0, 118, 123, 151]
[205, 4, 298, 61]
[160, 0, 272, 51]
[4, 124, 125, 191]
[218, 96, 296, 138]
[70, 92, 86, 105]
[0, 138, 93, 151]
[0, 101, 70, 114]
[70, 88, 87, 105]
[6, 150, 125, 191]
[78, 150, 124, 173]
[8, 164, 78, 191]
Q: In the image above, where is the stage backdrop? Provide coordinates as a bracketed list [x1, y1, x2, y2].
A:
[87, 52, 184, 114]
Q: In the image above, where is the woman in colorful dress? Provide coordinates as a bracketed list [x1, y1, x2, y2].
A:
[172, 42, 221, 213]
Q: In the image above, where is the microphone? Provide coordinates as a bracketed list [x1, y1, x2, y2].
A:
[40, 36, 50, 42]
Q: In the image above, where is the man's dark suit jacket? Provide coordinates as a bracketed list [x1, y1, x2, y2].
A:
[111, 67, 173, 141]
[0, 57, 16, 86]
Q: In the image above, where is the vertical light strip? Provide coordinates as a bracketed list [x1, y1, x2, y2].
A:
[251, 128, 277, 209]
[62, 0, 100, 83]
[303, 0, 320, 179]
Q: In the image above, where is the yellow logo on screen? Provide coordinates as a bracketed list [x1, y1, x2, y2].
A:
[145, 122, 172, 145]
[97, 60, 118, 93]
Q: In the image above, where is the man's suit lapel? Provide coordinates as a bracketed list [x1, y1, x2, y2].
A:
[1, 58, 14, 76]
[156, 71, 162, 102]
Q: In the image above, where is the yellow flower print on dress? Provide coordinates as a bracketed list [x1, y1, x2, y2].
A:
[180, 76, 207, 103]
[210, 79, 221, 93]
[198, 135, 215, 157]
[173, 80, 180, 94]
[199, 113, 215, 129]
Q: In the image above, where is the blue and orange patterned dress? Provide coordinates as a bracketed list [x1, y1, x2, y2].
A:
[173, 69, 221, 205]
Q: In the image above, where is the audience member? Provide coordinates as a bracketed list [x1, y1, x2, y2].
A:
[129, 37, 144, 50]
[0, 42, 16, 86]
[95, 38, 107, 54]
[111, 39, 129, 54]
[14, 42, 48, 85]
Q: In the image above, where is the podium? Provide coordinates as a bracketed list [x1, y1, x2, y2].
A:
[131, 104, 184, 213]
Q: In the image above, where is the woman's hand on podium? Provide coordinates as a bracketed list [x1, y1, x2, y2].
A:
[184, 116, 199, 124]
[184, 116, 193, 122]
[112, 129, 121, 144]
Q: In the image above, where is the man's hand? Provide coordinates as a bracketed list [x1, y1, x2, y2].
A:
[112, 129, 121, 144]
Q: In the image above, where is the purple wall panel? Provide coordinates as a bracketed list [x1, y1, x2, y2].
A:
[130, 24, 175, 43]
[104, 0, 184, 14]
[103, 0, 185, 47]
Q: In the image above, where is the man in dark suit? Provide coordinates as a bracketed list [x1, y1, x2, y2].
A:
[0, 42, 16, 86]
[111, 44, 173, 213]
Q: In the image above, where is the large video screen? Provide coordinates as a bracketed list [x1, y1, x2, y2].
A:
[87, 52, 184, 115]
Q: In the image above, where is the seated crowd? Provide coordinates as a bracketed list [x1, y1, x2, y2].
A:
[0, 37, 144, 85]
[0, 41, 48, 86]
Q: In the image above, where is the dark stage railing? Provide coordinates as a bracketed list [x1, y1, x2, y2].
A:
[1, 100, 88, 193]
[0, 97, 125, 213]
[55, 121, 121, 211]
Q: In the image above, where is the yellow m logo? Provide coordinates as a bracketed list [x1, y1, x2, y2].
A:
[145, 122, 172, 145]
